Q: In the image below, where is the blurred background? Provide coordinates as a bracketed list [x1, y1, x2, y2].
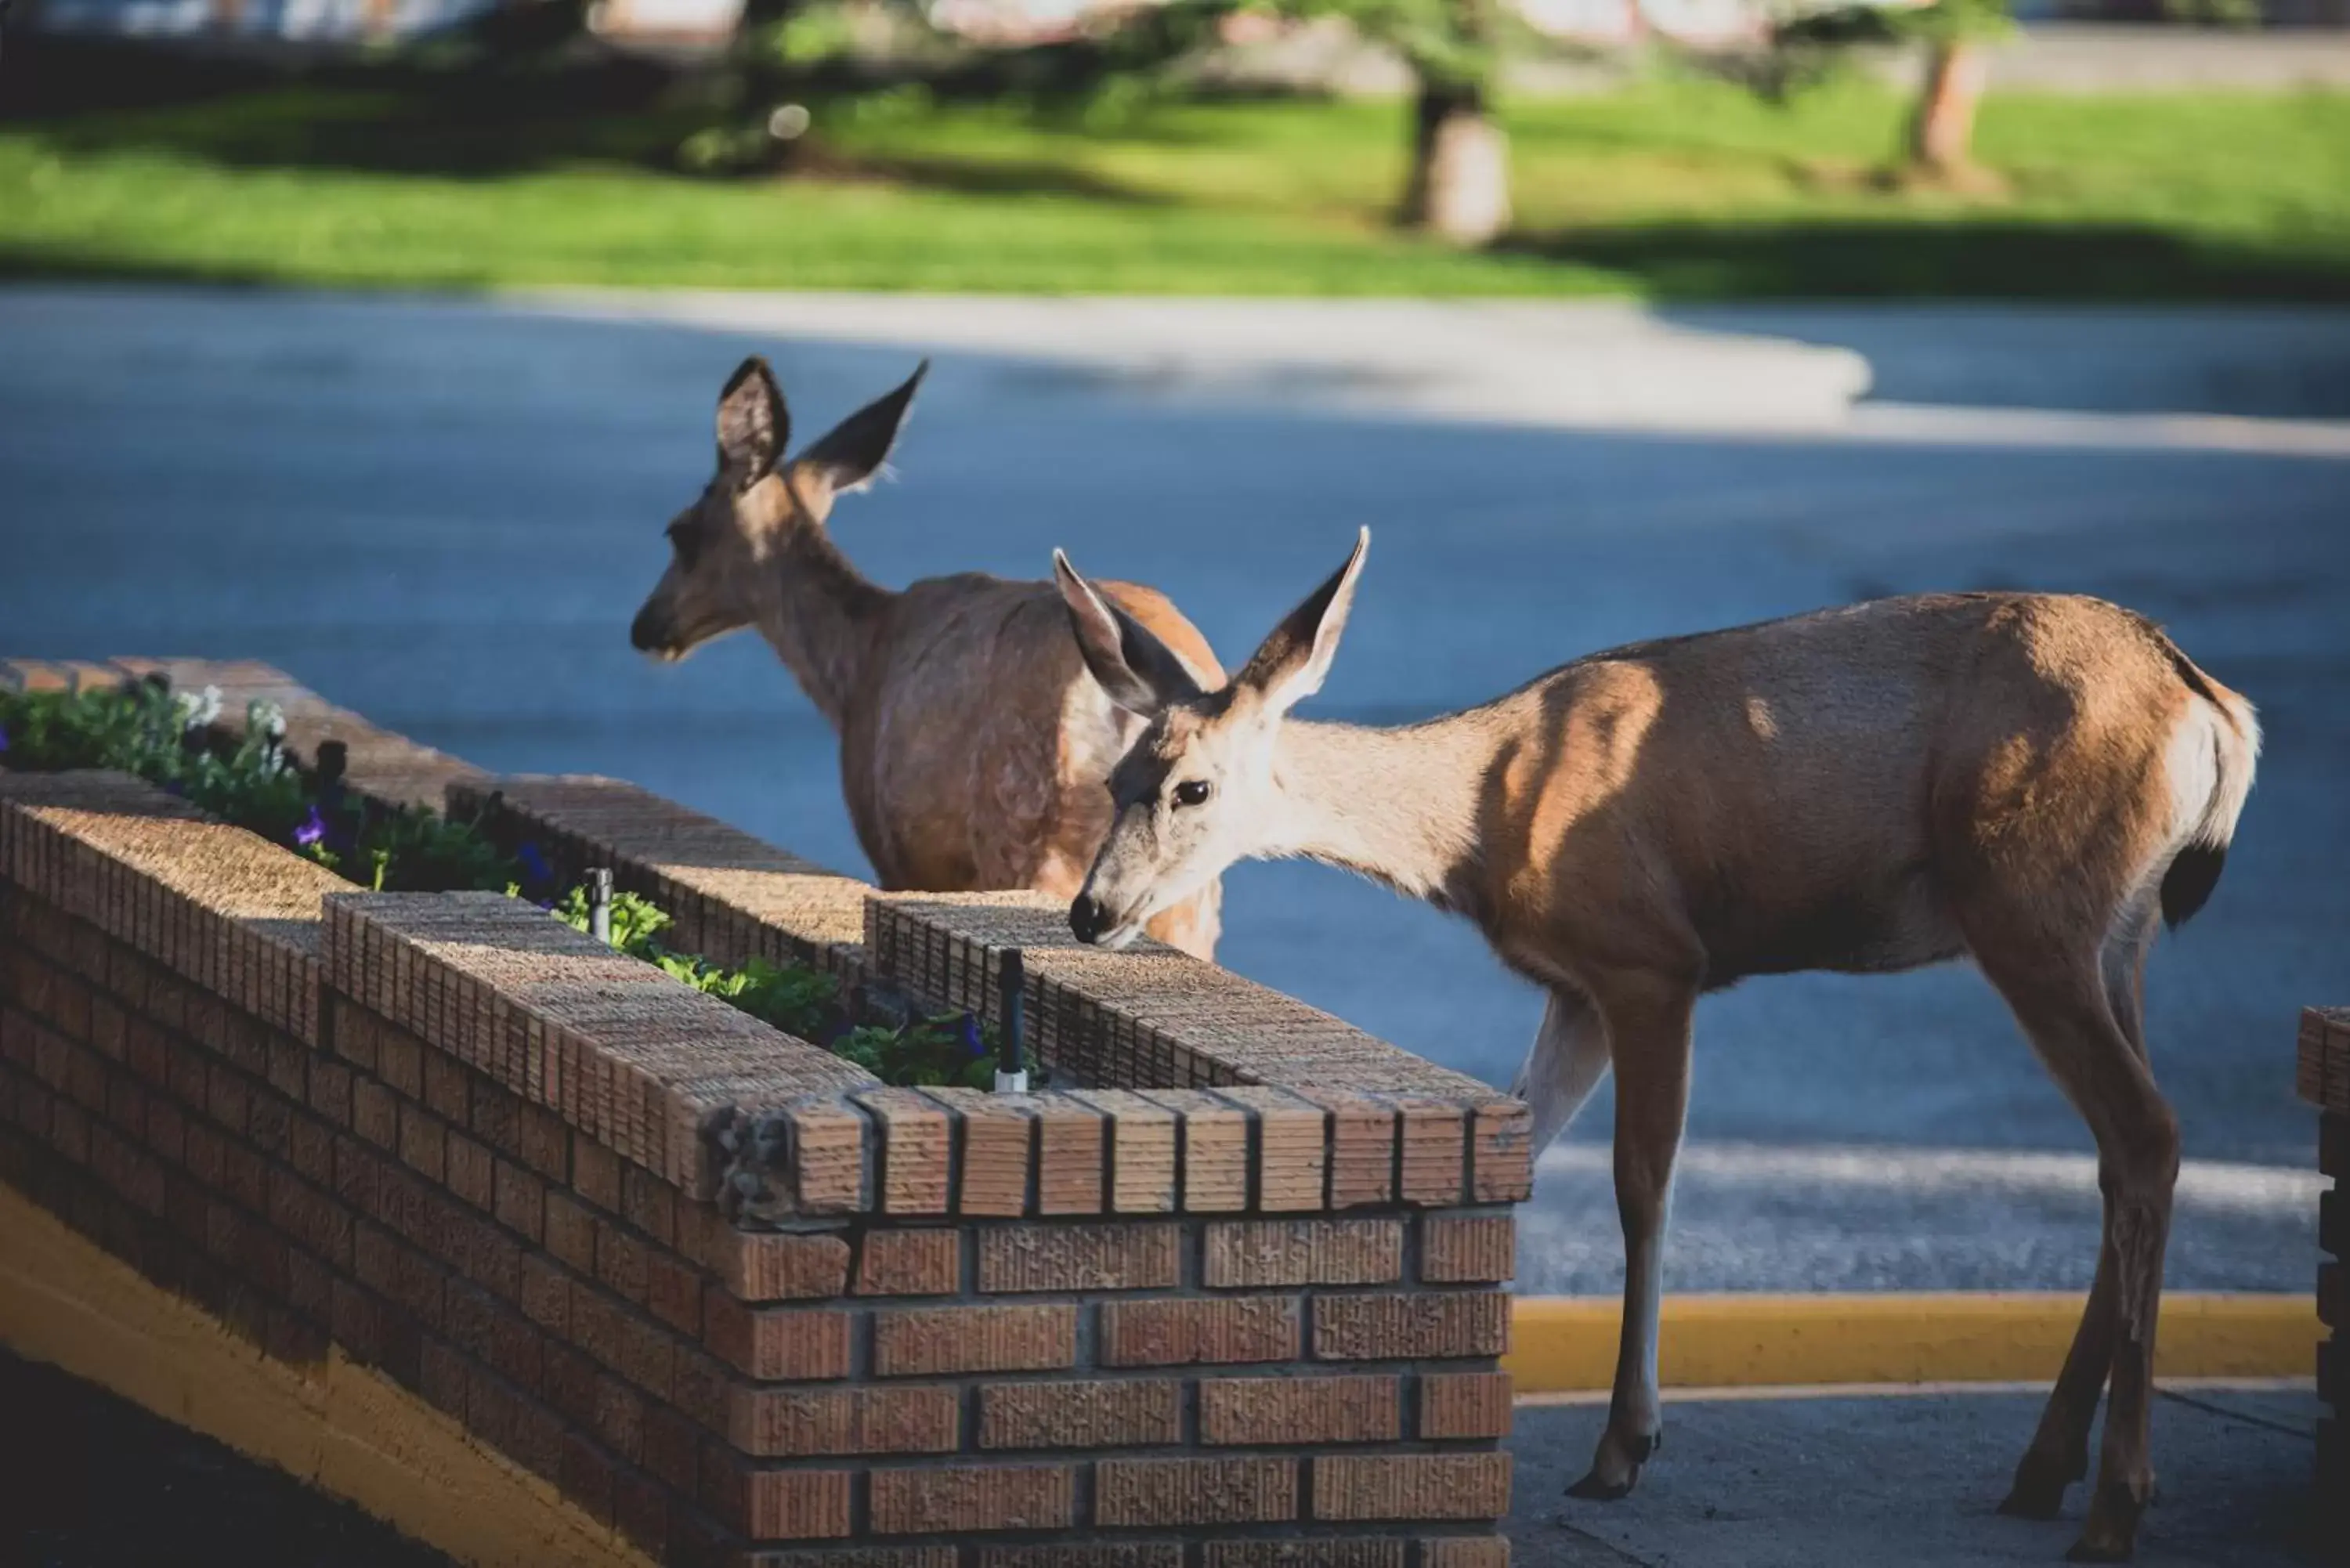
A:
[1, 0, 2345, 1298]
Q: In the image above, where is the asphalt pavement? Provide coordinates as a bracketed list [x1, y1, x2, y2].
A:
[0, 284, 2342, 1292]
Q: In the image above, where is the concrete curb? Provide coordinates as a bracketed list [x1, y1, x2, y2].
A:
[508, 288, 1877, 432]
[1506, 1292, 2320, 1394]
[0, 1180, 655, 1568]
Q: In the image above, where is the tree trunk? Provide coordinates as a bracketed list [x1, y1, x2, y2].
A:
[1909, 39, 1987, 175]
[1401, 80, 1511, 248]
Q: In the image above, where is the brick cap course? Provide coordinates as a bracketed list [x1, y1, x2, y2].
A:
[321, 892, 876, 1201]
[0, 769, 342, 1046]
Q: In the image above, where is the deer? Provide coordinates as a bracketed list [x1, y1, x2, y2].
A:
[1050, 527, 2258, 1563]
[628, 356, 1227, 959]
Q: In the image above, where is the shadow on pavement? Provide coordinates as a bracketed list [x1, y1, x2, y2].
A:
[0, 1347, 452, 1567]
[1509, 1386, 2326, 1568]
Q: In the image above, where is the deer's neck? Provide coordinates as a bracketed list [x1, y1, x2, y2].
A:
[1264, 714, 1495, 918]
[750, 521, 893, 730]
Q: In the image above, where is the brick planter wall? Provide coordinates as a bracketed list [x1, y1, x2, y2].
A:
[2301, 1006, 2348, 1538]
[0, 660, 1530, 1568]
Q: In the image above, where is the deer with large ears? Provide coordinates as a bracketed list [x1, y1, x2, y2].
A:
[1052, 528, 2258, 1563]
[631, 356, 1227, 958]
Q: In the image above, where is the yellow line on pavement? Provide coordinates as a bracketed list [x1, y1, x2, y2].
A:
[1506, 1292, 2319, 1393]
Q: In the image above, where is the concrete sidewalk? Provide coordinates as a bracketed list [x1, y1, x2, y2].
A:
[1509, 1384, 2327, 1568]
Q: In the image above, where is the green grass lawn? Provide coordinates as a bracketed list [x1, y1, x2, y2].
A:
[4, 67, 2348, 298]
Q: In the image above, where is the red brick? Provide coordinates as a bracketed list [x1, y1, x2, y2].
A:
[787, 1098, 870, 1215]
[1218, 1087, 1325, 1212]
[1076, 1089, 1177, 1213]
[1033, 1097, 1103, 1216]
[518, 1253, 571, 1336]
[1419, 1538, 1509, 1568]
[1394, 1099, 1467, 1206]
[598, 1223, 650, 1306]
[620, 1165, 676, 1248]
[980, 1550, 1180, 1568]
[979, 1379, 1181, 1450]
[446, 1132, 494, 1211]
[642, 1404, 701, 1494]
[978, 1223, 1179, 1293]
[1202, 1546, 1405, 1568]
[377, 1026, 423, 1100]
[352, 1078, 398, 1150]
[559, 1432, 616, 1526]
[544, 1190, 598, 1274]
[647, 1252, 703, 1335]
[494, 1158, 544, 1243]
[731, 1386, 963, 1457]
[872, 1304, 1077, 1377]
[1470, 1103, 1532, 1204]
[705, 1456, 853, 1541]
[1312, 1454, 1511, 1521]
[704, 1296, 853, 1380]
[755, 1550, 961, 1568]
[613, 1469, 670, 1555]
[518, 1104, 567, 1181]
[869, 1465, 1075, 1534]
[1199, 1375, 1399, 1445]
[1419, 1371, 1513, 1440]
[1101, 1296, 1300, 1367]
[573, 1135, 622, 1212]
[927, 1089, 1030, 1218]
[857, 1229, 961, 1296]
[1094, 1457, 1296, 1526]
[1421, 1215, 1514, 1284]
[1314, 1293, 1507, 1360]
[1204, 1219, 1401, 1288]
[859, 1089, 952, 1216]
[726, 1230, 852, 1302]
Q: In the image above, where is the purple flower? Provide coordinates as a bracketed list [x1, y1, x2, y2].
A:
[0, 727, 11, 754]
[957, 1013, 985, 1057]
[295, 804, 327, 848]
[517, 840, 551, 884]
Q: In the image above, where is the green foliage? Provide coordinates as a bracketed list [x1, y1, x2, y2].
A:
[830, 1017, 1002, 1090]
[0, 681, 990, 1086]
[5, 80, 2349, 301]
[548, 881, 993, 1085]
[1759, 0, 2012, 104]
[1263, 0, 1505, 96]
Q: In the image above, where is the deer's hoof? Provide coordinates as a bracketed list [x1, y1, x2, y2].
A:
[1998, 1477, 2069, 1522]
[1565, 1469, 1636, 1503]
[2066, 1479, 2149, 1563]
[1998, 1448, 2082, 1521]
[1567, 1427, 1658, 1501]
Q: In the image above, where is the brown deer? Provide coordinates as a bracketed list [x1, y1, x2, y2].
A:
[1052, 528, 2258, 1563]
[629, 356, 1227, 958]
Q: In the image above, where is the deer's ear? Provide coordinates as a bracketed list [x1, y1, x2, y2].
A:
[1234, 527, 1368, 718]
[1053, 550, 1206, 718]
[790, 360, 927, 503]
[717, 357, 788, 483]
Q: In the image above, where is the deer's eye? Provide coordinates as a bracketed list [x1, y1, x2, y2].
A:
[667, 521, 702, 570]
[1172, 779, 1211, 808]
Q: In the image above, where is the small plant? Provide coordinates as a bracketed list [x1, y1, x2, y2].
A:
[2, 679, 988, 1086]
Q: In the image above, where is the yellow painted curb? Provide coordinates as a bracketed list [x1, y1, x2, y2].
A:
[0, 1182, 656, 1568]
[1506, 1292, 2321, 1394]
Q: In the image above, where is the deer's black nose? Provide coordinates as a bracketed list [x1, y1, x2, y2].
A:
[1069, 894, 1108, 945]
[630, 606, 667, 653]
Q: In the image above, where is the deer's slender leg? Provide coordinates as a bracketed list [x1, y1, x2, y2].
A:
[1567, 974, 1695, 1502]
[1511, 987, 1610, 1154]
[1974, 934, 2178, 1563]
[1999, 905, 2160, 1521]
